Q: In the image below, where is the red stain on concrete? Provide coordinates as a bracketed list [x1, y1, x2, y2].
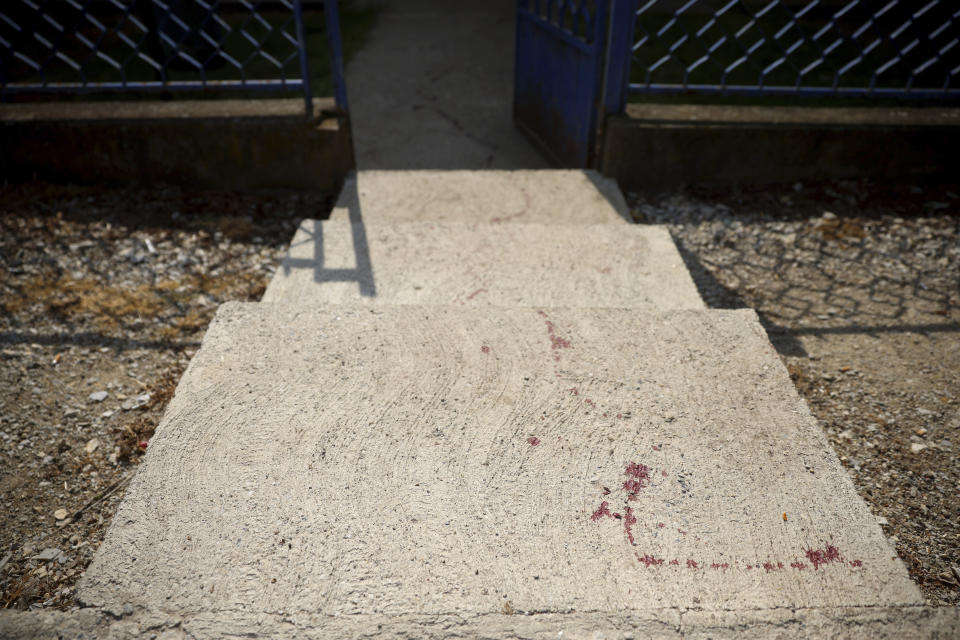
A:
[710, 563, 730, 570]
[677, 529, 687, 535]
[596, 266, 612, 274]
[805, 545, 843, 570]
[624, 507, 637, 545]
[849, 560, 863, 568]
[657, 522, 666, 528]
[466, 287, 488, 301]
[661, 470, 668, 477]
[584, 398, 596, 408]
[543, 318, 571, 350]
[481, 345, 490, 353]
[623, 462, 651, 500]
[686, 559, 699, 569]
[762, 562, 778, 573]
[669, 559, 680, 566]
[651, 445, 660, 451]
[527, 436, 540, 446]
[568, 387, 579, 396]
[791, 562, 807, 570]
[636, 553, 664, 567]
[591, 501, 612, 521]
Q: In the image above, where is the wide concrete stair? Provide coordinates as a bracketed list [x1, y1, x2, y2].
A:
[4, 170, 955, 638]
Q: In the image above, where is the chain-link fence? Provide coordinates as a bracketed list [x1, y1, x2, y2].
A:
[0, 1, 347, 114]
[624, 0, 959, 98]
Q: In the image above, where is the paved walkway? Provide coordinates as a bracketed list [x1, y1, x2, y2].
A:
[347, 0, 547, 169]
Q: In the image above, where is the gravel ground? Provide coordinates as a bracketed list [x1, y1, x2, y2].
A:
[0, 183, 333, 610]
[1, 179, 957, 611]
[629, 179, 959, 605]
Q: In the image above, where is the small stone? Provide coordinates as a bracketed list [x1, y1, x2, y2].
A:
[915, 428, 927, 436]
[821, 211, 837, 221]
[838, 429, 853, 441]
[876, 516, 889, 526]
[910, 443, 927, 453]
[84, 438, 99, 454]
[88, 391, 108, 402]
[54, 509, 68, 520]
[121, 393, 151, 411]
[33, 548, 62, 562]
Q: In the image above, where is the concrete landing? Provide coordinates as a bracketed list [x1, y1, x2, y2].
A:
[262, 220, 703, 309]
[327, 170, 632, 225]
[78, 303, 921, 624]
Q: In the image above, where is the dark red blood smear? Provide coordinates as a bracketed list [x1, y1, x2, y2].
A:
[849, 560, 863, 568]
[669, 559, 680, 565]
[624, 506, 637, 545]
[481, 345, 490, 353]
[623, 462, 651, 500]
[651, 445, 660, 451]
[544, 320, 571, 350]
[805, 545, 843, 570]
[616, 414, 623, 419]
[791, 562, 807, 570]
[686, 559, 699, 569]
[466, 287, 487, 301]
[677, 529, 687, 535]
[584, 398, 596, 408]
[746, 565, 753, 570]
[569, 387, 579, 396]
[591, 501, 612, 521]
[637, 553, 664, 567]
[657, 522, 665, 528]
[762, 562, 777, 573]
[661, 470, 668, 477]
[527, 436, 540, 446]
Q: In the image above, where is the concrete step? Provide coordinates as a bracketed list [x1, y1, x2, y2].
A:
[78, 303, 920, 628]
[262, 220, 702, 308]
[327, 170, 632, 225]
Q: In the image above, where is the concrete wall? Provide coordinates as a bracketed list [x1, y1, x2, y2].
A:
[601, 104, 960, 190]
[0, 98, 354, 191]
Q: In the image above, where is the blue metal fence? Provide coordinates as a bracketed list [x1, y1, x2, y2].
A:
[0, 0, 348, 115]
[616, 0, 959, 101]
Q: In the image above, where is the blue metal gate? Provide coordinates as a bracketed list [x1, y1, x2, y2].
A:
[514, 0, 611, 167]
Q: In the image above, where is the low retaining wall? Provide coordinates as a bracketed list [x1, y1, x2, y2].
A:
[601, 104, 960, 190]
[0, 98, 354, 191]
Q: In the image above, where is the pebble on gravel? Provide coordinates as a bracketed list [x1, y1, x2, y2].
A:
[88, 391, 108, 402]
[33, 548, 62, 562]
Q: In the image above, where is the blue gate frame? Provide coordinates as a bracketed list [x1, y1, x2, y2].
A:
[514, 0, 611, 167]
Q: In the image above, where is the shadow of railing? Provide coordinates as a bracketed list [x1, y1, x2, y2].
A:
[281, 175, 376, 298]
[658, 206, 959, 356]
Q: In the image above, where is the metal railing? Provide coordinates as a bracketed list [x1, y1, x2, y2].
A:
[0, 0, 347, 114]
[617, 0, 959, 99]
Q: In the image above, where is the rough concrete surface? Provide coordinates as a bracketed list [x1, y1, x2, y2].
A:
[0, 98, 352, 190]
[262, 219, 703, 309]
[602, 104, 960, 190]
[327, 170, 632, 225]
[345, 0, 547, 169]
[77, 303, 920, 625]
[2, 605, 959, 639]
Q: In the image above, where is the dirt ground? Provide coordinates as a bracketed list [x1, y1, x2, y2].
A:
[1, 178, 957, 611]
